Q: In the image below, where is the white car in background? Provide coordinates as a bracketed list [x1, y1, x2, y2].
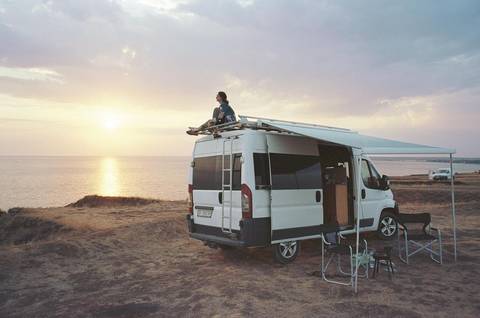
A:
[429, 168, 452, 181]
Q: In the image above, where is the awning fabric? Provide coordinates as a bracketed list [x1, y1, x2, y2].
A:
[260, 120, 455, 155]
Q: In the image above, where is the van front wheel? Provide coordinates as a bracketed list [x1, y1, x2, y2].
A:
[377, 211, 398, 240]
[274, 241, 299, 264]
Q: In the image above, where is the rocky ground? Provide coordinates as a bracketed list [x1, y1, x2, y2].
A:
[0, 174, 479, 317]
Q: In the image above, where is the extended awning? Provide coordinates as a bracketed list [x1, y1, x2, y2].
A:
[255, 118, 455, 155]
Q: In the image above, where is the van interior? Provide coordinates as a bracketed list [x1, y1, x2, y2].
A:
[318, 144, 355, 230]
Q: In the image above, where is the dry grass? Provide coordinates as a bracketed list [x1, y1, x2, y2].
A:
[0, 174, 479, 317]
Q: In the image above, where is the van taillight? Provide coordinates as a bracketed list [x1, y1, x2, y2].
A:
[241, 184, 252, 219]
[188, 184, 193, 214]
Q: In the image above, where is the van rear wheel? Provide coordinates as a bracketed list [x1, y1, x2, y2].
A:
[274, 241, 299, 264]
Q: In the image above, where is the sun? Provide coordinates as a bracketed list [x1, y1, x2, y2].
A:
[103, 117, 120, 130]
[100, 112, 121, 131]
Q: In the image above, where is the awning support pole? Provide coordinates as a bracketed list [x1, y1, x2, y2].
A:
[354, 156, 361, 293]
[450, 153, 457, 262]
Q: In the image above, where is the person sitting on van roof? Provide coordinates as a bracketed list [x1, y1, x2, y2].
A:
[187, 91, 237, 135]
[216, 91, 236, 124]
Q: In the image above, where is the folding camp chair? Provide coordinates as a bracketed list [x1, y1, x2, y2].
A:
[397, 213, 443, 264]
[321, 231, 369, 287]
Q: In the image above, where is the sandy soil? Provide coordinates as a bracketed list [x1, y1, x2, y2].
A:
[0, 174, 479, 317]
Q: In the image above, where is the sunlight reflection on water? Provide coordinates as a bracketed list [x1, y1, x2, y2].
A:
[99, 157, 119, 196]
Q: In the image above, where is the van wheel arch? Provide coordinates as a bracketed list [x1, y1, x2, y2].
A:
[377, 209, 398, 240]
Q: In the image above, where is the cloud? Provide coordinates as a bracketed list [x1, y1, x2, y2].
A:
[0, 0, 479, 155]
[0, 66, 64, 83]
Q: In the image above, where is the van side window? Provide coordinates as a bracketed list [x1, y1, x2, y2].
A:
[361, 159, 380, 189]
[369, 162, 381, 180]
[194, 155, 242, 190]
[270, 154, 322, 190]
[193, 156, 219, 190]
[253, 153, 271, 187]
[361, 160, 370, 185]
[231, 154, 242, 190]
[296, 160, 322, 189]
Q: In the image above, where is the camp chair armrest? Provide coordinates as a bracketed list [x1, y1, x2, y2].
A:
[363, 239, 368, 251]
[321, 234, 332, 245]
[338, 233, 355, 247]
[398, 228, 409, 240]
[429, 227, 441, 238]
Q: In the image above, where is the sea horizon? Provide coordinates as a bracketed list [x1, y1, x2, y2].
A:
[1, 155, 480, 211]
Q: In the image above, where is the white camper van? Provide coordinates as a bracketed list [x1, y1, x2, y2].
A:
[186, 117, 398, 263]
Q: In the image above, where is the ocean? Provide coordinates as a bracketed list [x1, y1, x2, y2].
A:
[1, 156, 479, 210]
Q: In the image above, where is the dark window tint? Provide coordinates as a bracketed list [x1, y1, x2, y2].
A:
[231, 154, 242, 190]
[270, 154, 297, 189]
[253, 153, 270, 187]
[193, 154, 241, 190]
[296, 161, 322, 189]
[270, 154, 322, 190]
[193, 156, 219, 190]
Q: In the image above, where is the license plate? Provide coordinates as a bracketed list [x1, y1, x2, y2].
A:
[196, 208, 213, 218]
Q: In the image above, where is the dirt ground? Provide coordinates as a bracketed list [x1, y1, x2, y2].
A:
[1, 174, 479, 317]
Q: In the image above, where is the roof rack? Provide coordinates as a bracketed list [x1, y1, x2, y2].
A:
[187, 115, 354, 136]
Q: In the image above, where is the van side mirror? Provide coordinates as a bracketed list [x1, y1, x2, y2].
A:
[380, 175, 390, 190]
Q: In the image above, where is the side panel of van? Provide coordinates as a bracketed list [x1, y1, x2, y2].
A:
[266, 135, 324, 243]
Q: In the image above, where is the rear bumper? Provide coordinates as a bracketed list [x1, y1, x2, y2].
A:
[186, 214, 270, 247]
[189, 233, 246, 247]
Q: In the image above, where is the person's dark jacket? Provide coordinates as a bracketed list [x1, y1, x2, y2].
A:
[217, 102, 236, 124]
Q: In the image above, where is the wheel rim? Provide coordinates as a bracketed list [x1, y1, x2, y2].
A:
[380, 217, 397, 237]
[279, 241, 297, 258]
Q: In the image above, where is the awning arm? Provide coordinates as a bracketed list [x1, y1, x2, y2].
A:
[354, 156, 362, 293]
[450, 153, 457, 262]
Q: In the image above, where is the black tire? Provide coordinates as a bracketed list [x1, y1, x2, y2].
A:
[218, 244, 233, 250]
[273, 241, 300, 264]
[377, 211, 398, 240]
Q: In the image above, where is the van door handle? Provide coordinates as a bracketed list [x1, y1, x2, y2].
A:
[315, 190, 322, 203]
[218, 192, 223, 204]
[361, 189, 366, 199]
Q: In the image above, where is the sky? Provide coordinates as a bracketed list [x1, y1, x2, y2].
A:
[0, 0, 479, 156]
